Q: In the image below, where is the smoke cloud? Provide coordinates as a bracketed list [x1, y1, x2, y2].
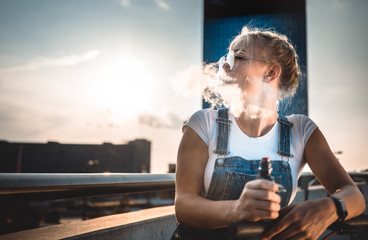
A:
[172, 62, 278, 119]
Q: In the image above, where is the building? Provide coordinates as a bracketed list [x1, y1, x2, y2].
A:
[203, 0, 308, 116]
[0, 139, 151, 173]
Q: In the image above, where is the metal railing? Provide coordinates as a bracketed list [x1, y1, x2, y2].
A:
[0, 172, 367, 202]
[0, 173, 175, 201]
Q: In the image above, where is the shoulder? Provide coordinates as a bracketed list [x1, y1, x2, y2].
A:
[186, 108, 218, 125]
[184, 108, 218, 146]
[286, 114, 316, 126]
[191, 108, 217, 120]
[286, 114, 318, 145]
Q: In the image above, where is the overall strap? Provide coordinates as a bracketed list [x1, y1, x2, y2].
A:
[277, 116, 294, 158]
[213, 108, 231, 155]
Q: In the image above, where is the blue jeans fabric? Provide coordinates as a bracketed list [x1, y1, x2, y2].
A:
[205, 158, 292, 207]
[171, 109, 293, 240]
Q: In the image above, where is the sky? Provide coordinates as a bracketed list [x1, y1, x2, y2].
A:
[0, 0, 203, 173]
[0, 0, 367, 173]
[307, 0, 368, 172]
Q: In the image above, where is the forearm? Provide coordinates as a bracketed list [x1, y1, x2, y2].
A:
[304, 129, 366, 220]
[175, 192, 236, 229]
[330, 184, 366, 220]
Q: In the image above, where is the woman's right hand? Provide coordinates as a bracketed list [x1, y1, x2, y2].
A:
[232, 179, 282, 222]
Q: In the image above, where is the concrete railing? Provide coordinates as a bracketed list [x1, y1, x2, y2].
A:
[0, 205, 176, 240]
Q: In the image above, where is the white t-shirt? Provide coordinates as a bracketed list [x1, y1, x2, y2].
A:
[185, 109, 317, 203]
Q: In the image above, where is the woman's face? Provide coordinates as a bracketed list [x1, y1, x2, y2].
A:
[224, 38, 271, 100]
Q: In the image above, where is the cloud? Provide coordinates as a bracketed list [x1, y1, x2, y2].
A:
[119, 0, 130, 7]
[117, 0, 170, 11]
[0, 50, 100, 74]
[138, 112, 183, 129]
[155, 0, 170, 11]
[332, 0, 345, 9]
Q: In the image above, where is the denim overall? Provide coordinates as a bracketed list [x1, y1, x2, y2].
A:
[171, 108, 293, 240]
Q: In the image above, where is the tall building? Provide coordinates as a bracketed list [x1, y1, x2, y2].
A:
[0, 139, 151, 173]
[203, 0, 308, 116]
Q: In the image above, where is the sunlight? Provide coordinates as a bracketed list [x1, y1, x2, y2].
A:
[92, 54, 154, 117]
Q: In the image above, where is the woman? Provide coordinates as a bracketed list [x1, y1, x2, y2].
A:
[172, 27, 365, 240]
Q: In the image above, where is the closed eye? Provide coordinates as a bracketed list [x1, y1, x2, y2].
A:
[235, 56, 249, 61]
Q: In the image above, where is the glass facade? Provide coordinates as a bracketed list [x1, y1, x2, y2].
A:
[203, 0, 307, 116]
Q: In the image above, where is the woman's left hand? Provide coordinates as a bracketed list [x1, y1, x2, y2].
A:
[262, 198, 338, 240]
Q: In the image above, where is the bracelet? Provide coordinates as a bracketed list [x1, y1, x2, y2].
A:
[329, 196, 348, 224]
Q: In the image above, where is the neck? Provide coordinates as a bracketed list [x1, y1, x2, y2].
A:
[235, 109, 278, 138]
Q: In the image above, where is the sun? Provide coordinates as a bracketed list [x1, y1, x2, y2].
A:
[92, 54, 154, 117]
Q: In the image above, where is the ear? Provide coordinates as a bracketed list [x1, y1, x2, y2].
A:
[264, 65, 281, 83]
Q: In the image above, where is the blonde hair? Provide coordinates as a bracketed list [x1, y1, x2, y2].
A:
[229, 26, 301, 98]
